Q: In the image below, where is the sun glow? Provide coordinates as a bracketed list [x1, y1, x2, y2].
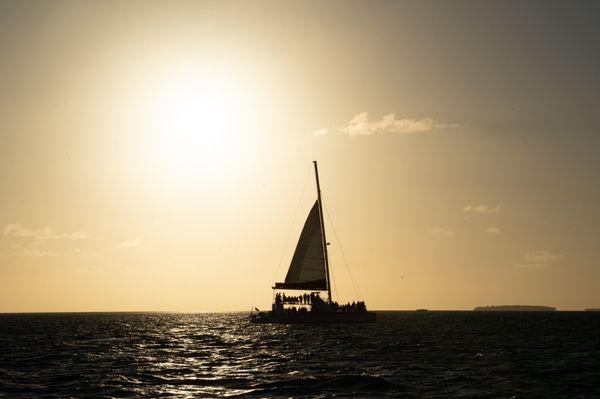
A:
[141, 65, 257, 183]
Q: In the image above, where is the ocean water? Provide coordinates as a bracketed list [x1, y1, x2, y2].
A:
[1, 311, 599, 398]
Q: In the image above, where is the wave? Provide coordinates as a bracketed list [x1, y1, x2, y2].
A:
[2, 312, 600, 398]
[238, 374, 399, 397]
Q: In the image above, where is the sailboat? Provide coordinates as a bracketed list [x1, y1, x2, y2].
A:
[250, 161, 376, 324]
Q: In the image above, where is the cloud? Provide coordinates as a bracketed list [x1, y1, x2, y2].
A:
[339, 112, 459, 136]
[3, 223, 58, 239]
[13, 241, 60, 257]
[525, 250, 565, 263]
[2, 223, 88, 240]
[3, 225, 89, 258]
[3, 223, 34, 237]
[516, 250, 566, 270]
[430, 227, 455, 236]
[33, 226, 59, 240]
[17, 247, 60, 257]
[485, 227, 502, 234]
[313, 128, 328, 136]
[62, 231, 88, 240]
[118, 238, 141, 248]
[463, 205, 501, 214]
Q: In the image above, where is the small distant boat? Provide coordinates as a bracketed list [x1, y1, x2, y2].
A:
[250, 161, 376, 324]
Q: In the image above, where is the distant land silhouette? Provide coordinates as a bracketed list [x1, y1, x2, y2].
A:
[585, 308, 600, 312]
[473, 305, 556, 311]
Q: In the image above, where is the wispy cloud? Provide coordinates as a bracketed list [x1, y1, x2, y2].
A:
[2, 223, 87, 240]
[516, 250, 566, 270]
[3, 224, 89, 258]
[463, 205, 501, 214]
[430, 227, 455, 237]
[339, 112, 459, 136]
[17, 247, 60, 257]
[63, 231, 89, 240]
[313, 128, 327, 136]
[525, 250, 565, 263]
[485, 227, 502, 234]
[13, 241, 60, 257]
[73, 248, 101, 258]
[118, 238, 141, 248]
[2, 223, 33, 237]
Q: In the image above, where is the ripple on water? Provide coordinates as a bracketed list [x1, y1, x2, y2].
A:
[1, 312, 600, 398]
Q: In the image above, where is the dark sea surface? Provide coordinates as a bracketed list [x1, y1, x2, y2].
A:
[1, 311, 599, 398]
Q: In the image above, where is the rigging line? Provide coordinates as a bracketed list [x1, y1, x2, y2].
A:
[323, 213, 339, 300]
[324, 204, 361, 300]
[323, 205, 338, 301]
[274, 168, 311, 275]
[330, 265, 339, 302]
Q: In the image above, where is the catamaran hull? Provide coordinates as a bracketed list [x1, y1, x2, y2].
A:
[250, 311, 376, 324]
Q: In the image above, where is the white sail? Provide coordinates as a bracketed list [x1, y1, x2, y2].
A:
[275, 200, 327, 290]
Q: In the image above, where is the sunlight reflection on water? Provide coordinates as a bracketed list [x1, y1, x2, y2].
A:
[1, 312, 599, 397]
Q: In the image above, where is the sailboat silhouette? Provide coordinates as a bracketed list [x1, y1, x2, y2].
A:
[250, 161, 376, 324]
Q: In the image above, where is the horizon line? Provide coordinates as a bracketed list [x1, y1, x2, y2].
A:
[1, 309, 597, 315]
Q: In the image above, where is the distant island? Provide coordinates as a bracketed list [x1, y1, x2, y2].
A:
[473, 305, 556, 311]
[585, 308, 600, 312]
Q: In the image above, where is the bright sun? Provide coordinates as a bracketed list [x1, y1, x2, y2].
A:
[143, 66, 255, 183]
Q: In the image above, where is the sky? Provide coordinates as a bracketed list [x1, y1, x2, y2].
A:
[1, 0, 599, 312]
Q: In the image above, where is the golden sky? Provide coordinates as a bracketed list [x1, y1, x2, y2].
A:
[1, 1, 599, 311]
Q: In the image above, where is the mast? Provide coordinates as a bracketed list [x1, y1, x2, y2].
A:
[313, 161, 332, 303]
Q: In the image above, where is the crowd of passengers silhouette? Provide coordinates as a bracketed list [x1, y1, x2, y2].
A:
[273, 292, 367, 313]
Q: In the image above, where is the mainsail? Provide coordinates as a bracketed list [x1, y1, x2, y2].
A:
[275, 200, 328, 290]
